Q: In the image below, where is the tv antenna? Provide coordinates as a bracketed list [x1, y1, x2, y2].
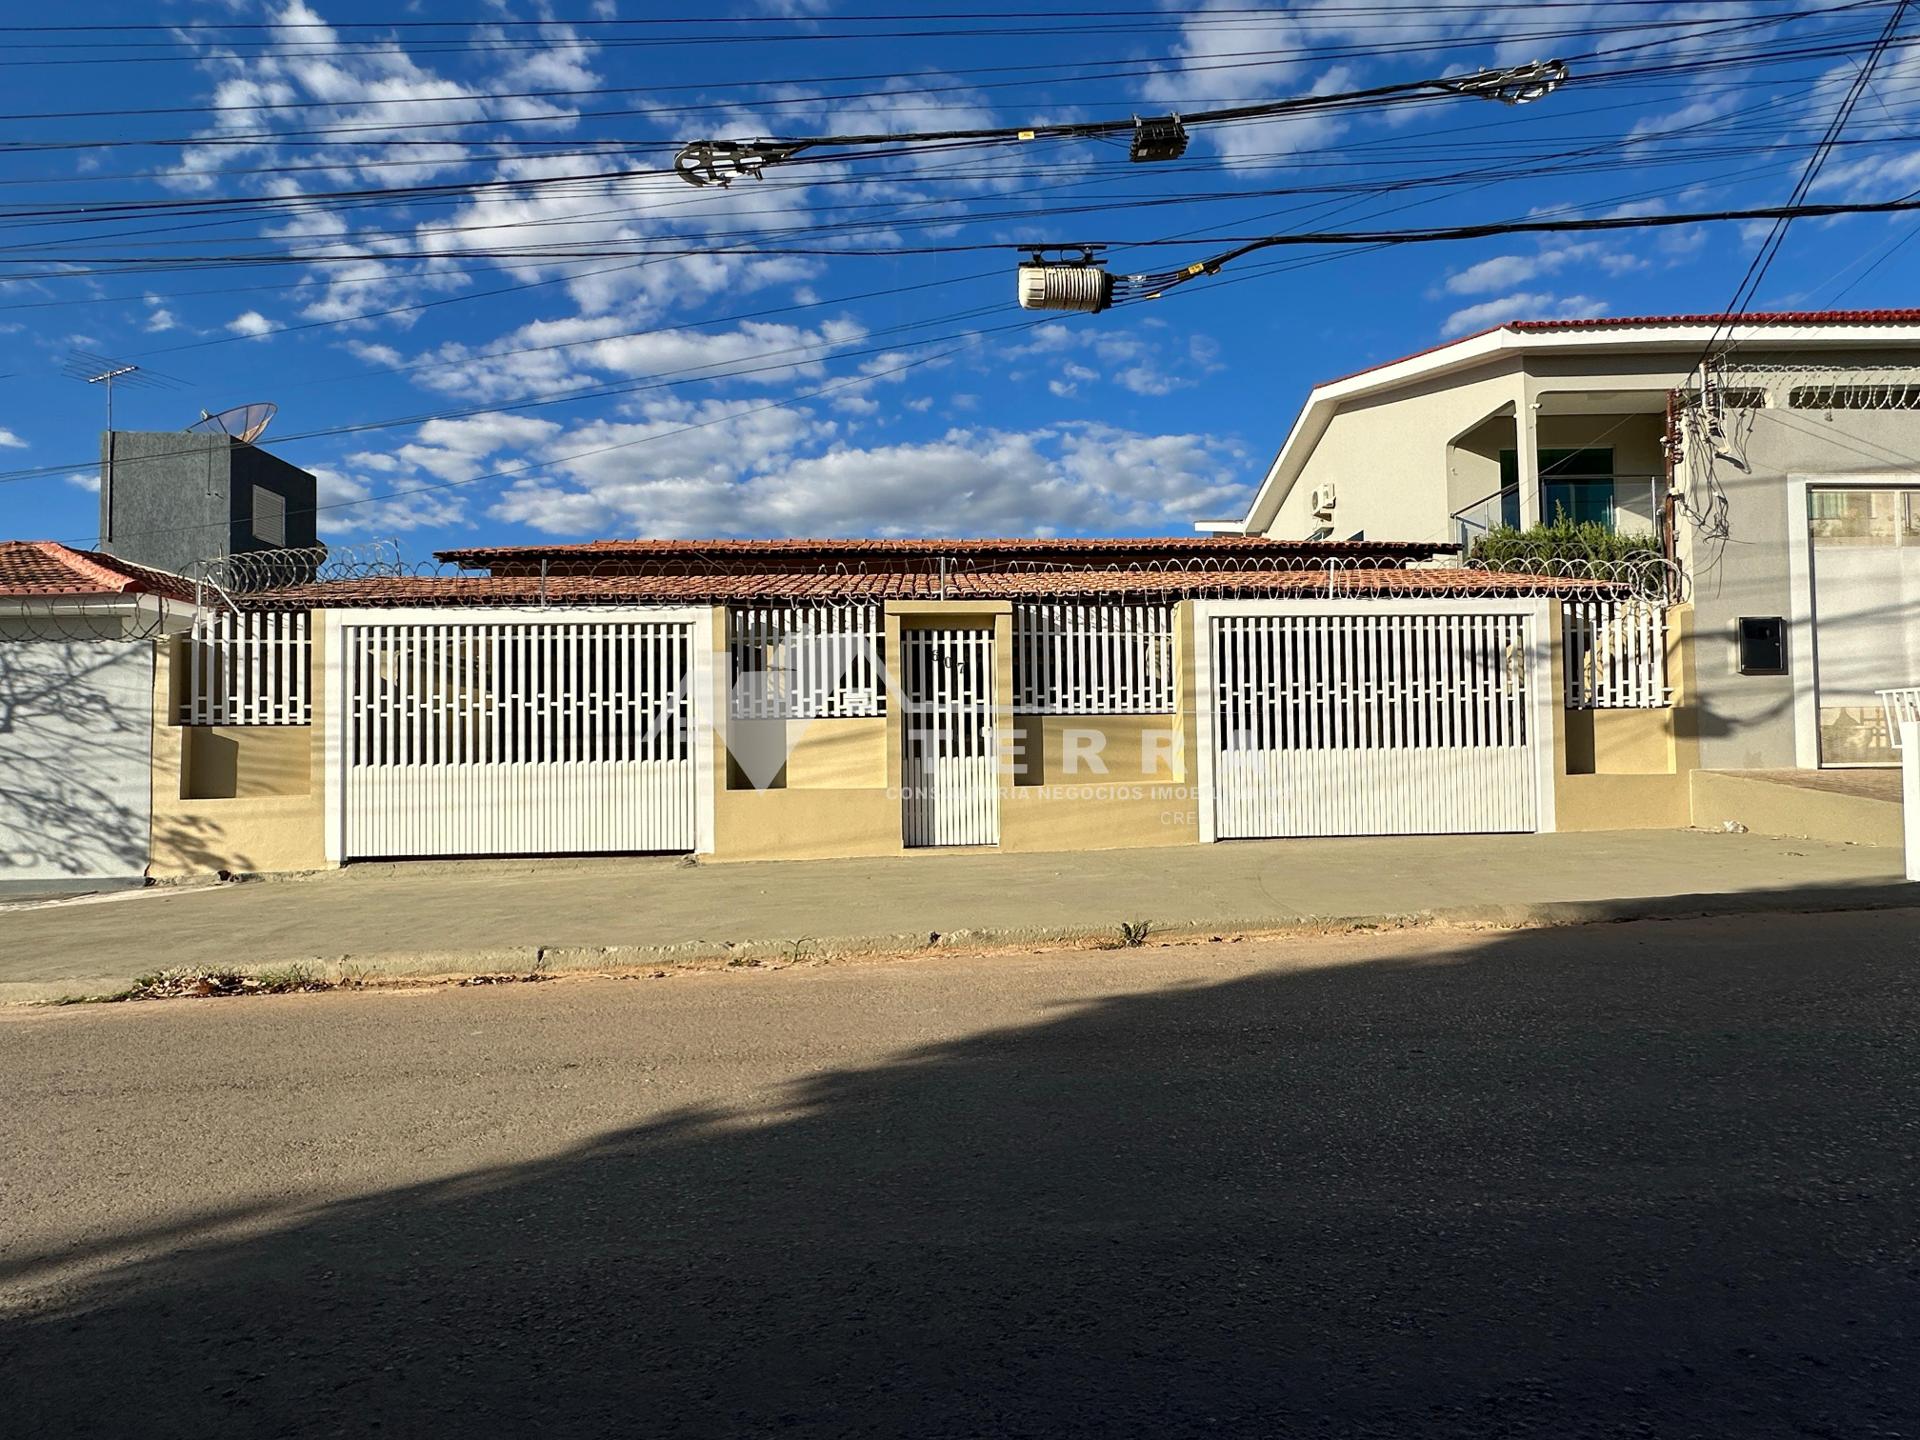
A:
[63, 351, 186, 548]
[188, 402, 278, 446]
[61, 349, 183, 429]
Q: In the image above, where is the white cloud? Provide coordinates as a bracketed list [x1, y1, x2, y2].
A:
[484, 403, 1250, 539]
[407, 314, 869, 404]
[227, 311, 275, 340]
[1628, 93, 1742, 141]
[1115, 365, 1192, 397]
[386, 413, 565, 483]
[141, 293, 178, 333]
[1442, 241, 1645, 297]
[1444, 254, 1555, 297]
[1441, 292, 1605, 337]
[310, 464, 468, 535]
[0, 427, 27, 448]
[65, 470, 100, 494]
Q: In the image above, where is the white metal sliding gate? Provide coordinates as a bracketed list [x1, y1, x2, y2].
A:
[329, 610, 704, 860]
[900, 626, 999, 847]
[1201, 601, 1551, 839]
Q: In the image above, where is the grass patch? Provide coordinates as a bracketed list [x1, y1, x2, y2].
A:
[1104, 919, 1154, 949]
[251, 962, 330, 994]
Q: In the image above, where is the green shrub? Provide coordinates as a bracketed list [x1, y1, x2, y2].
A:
[1467, 513, 1662, 565]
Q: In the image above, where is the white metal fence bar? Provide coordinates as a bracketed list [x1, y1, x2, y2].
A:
[1561, 599, 1668, 710]
[1880, 687, 1920, 752]
[901, 626, 999, 847]
[728, 603, 883, 718]
[341, 616, 694, 858]
[1211, 610, 1538, 838]
[184, 609, 312, 726]
[1013, 601, 1175, 714]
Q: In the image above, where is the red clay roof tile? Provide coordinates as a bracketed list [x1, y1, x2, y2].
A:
[0, 541, 195, 600]
[244, 564, 1614, 609]
[435, 536, 1452, 567]
[1506, 309, 1920, 331]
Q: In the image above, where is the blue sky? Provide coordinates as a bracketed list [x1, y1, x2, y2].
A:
[3, 0, 1918, 557]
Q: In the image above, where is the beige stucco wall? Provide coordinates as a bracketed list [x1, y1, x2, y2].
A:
[1267, 361, 1527, 543]
[713, 787, 902, 861]
[136, 596, 1713, 871]
[726, 717, 889, 791]
[1549, 603, 1700, 831]
[148, 627, 329, 878]
[1262, 351, 1686, 543]
[1013, 714, 1183, 784]
[182, 724, 312, 798]
[710, 600, 1202, 861]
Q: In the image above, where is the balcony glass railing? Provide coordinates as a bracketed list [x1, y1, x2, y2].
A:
[1452, 475, 1663, 551]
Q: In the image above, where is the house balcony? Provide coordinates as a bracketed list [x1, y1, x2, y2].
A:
[1451, 475, 1665, 554]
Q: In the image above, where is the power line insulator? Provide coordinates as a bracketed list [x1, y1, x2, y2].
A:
[1130, 115, 1189, 164]
[1439, 59, 1569, 106]
[674, 139, 802, 188]
[1017, 259, 1114, 314]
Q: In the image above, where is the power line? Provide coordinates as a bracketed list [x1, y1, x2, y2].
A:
[1709, 0, 1913, 346]
[18, 192, 1920, 279]
[0, 5, 1869, 140]
[56, 319, 1045, 549]
[0, 289, 1012, 486]
[0, 2, 1786, 26]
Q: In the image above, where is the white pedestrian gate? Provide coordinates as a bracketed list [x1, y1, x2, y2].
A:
[1200, 601, 1552, 840]
[326, 610, 707, 861]
[900, 626, 999, 847]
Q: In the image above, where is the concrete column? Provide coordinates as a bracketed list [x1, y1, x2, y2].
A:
[1904, 720, 1919, 884]
[1517, 390, 1543, 530]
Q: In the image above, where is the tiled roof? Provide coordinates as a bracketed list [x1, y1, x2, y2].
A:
[1506, 309, 1920, 332]
[1319, 309, 1920, 390]
[436, 535, 1452, 567]
[0, 541, 196, 600]
[244, 564, 1616, 609]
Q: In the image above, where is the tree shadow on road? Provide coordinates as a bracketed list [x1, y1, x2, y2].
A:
[6, 918, 1918, 1438]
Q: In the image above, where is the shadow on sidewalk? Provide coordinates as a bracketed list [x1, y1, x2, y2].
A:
[5, 916, 1918, 1437]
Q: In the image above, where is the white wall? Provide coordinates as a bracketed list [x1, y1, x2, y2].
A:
[0, 638, 154, 887]
[1264, 365, 1525, 542]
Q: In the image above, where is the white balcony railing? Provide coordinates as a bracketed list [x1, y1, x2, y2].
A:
[1880, 687, 1920, 751]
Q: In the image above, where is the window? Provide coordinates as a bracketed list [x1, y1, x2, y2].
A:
[1500, 448, 1618, 525]
[1807, 485, 1920, 764]
[1736, 617, 1786, 676]
[1809, 489, 1897, 545]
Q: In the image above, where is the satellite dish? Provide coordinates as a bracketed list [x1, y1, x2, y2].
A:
[188, 402, 277, 445]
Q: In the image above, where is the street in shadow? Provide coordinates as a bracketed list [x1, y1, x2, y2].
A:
[5, 916, 1917, 1437]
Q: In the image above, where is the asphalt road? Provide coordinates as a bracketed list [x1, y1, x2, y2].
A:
[4, 912, 1917, 1437]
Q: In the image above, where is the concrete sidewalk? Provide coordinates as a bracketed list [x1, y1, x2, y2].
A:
[0, 829, 1911, 1002]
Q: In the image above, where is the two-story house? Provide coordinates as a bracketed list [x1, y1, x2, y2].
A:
[1200, 310, 1920, 774]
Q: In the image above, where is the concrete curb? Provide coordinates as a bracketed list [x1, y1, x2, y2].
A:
[11, 881, 1915, 1007]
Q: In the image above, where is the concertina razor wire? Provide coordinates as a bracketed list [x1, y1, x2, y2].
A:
[5, 540, 1682, 644]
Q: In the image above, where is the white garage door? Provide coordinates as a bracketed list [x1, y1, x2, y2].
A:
[1206, 603, 1547, 839]
[336, 612, 699, 860]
